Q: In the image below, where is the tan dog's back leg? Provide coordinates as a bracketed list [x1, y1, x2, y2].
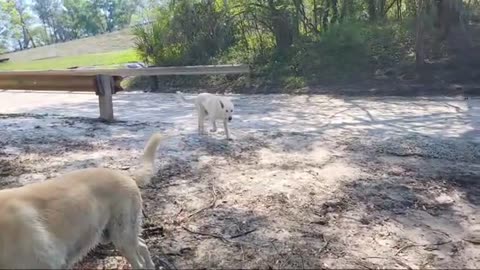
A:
[109, 199, 154, 270]
[137, 237, 155, 267]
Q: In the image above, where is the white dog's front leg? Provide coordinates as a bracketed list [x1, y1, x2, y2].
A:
[210, 120, 217, 132]
[223, 120, 231, 140]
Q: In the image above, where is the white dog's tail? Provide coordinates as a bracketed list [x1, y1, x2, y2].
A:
[132, 133, 166, 186]
[175, 91, 191, 104]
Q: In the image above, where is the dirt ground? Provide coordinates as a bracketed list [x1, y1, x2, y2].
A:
[0, 92, 479, 269]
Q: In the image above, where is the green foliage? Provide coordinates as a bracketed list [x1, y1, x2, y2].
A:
[3, 0, 480, 90]
[131, 0, 425, 88]
[133, 8, 180, 65]
[61, 0, 105, 37]
[96, 0, 140, 32]
[249, 21, 413, 85]
[1, 0, 35, 49]
[134, 0, 235, 66]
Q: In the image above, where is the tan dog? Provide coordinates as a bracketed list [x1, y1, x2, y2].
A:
[0, 133, 166, 269]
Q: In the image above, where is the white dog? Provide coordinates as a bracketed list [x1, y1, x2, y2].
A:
[0, 133, 166, 269]
[176, 91, 234, 140]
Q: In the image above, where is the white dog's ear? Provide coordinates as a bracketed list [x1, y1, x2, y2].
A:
[219, 100, 224, 109]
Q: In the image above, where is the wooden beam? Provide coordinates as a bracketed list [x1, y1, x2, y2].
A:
[96, 75, 114, 121]
[0, 64, 250, 77]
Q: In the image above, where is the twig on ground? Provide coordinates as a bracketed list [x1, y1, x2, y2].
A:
[142, 225, 164, 237]
[319, 236, 330, 254]
[185, 185, 218, 220]
[182, 225, 257, 243]
[271, 241, 280, 254]
[363, 256, 412, 270]
[296, 245, 305, 270]
[230, 228, 257, 239]
[355, 259, 378, 270]
[392, 257, 413, 270]
[240, 244, 245, 269]
[328, 108, 351, 119]
[173, 207, 184, 220]
[181, 225, 230, 243]
[395, 240, 452, 255]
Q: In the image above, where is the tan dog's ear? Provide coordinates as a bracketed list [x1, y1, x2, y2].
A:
[219, 100, 224, 109]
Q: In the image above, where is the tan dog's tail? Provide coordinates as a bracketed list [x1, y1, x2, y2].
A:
[175, 91, 190, 104]
[132, 133, 166, 186]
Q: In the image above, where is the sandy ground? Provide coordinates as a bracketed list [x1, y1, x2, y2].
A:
[0, 91, 479, 269]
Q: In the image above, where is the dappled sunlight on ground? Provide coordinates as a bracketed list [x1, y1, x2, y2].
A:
[0, 92, 479, 269]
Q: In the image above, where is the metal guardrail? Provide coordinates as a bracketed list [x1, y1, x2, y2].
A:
[0, 64, 250, 121]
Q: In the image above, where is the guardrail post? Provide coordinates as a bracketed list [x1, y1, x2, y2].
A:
[96, 75, 114, 121]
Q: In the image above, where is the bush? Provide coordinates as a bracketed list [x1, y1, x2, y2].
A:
[134, 1, 235, 67]
[133, 9, 182, 65]
[259, 22, 411, 86]
[133, 2, 415, 91]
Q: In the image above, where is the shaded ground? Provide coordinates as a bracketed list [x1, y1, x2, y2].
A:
[0, 92, 479, 269]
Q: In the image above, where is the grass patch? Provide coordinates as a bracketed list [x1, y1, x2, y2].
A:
[0, 49, 140, 71]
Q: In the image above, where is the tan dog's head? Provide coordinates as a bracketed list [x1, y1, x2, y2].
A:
[219, 98, 234, 122]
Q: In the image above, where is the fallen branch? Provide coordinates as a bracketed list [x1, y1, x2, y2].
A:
[181, 226, 230, 243]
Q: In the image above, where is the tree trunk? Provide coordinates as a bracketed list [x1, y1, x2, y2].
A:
[331, 0, 339, 24]
[313, 0, 318, 31]
[13, 3, 36, 49]
[340, 0, 348, 21]
[366, 0, 376, 21]
[378, 0, 386, 19]
[435, 0, 472, 64]
[293, 0, 301, 40]
[397, 0, 402, 20]
[322, 0, 330, 31]
[274, 14, 294, 55]
[415, 0, 426, 71]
